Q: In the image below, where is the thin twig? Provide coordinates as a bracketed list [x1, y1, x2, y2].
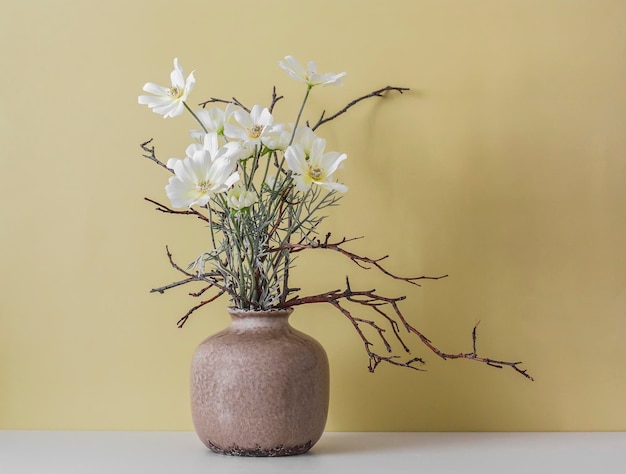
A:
[177, 290, 226, 328]
[472, 321, 480, 355]
[140, 139, 171, 172]
[150, 277, 196, 294]
[283, 277, 533, 380]
[151, 246, 232, 298]
[144, 197, 209, 222]
[310, 86, 410, 131]
[388, 299, 534, 381]
[198, 97, 249, 112]
[277, 233, 447, 286]
[268, 86, 284, 113]
[330, 299, 426, 373]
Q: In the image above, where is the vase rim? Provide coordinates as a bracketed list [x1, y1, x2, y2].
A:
[227, 307, 294, 317]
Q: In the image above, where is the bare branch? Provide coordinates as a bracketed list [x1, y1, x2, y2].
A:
[189, 285, 214, 298]
[309, 86, 410, 131]
[198, 97, 249, 112]
[278, 233, 447, 286]
[472, 321, 480, 355]
[150, 277, 196, 294]
[140, 139, 171, 172]
[268, 86, 284, 113]
[177, 290, 226, 328]
[197, 87, 282, 113]
[151, 246, 232, 297]
[389, 299, 534, 381]
[330, 299, 426, 373]
[144, 197, 209, 223]
[283, 278, 533, 380]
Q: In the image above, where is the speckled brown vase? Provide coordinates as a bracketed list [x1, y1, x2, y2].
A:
[190, 307, 329, 457]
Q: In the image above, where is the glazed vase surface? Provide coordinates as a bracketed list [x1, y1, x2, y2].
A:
[190, 307, 329, 456]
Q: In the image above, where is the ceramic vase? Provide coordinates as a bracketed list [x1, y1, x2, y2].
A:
[190, 307, 329, 456]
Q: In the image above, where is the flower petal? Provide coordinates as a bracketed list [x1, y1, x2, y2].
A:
[285, 145, 307, 174]
[321, 152, 347, 176]
[316, 180, 348, 193]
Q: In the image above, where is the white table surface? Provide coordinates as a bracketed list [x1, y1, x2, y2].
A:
[1, 431, 625, 473]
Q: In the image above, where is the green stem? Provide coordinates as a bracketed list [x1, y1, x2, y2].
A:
[248, 146, 261, 188]
[183, 101, 209, 134]
[260, 151, 274, 193]
[216, 194, 245, 308]
[288, 85, 312, 146]
[240, 159, 249, 188]
[206, 204, 218, 250]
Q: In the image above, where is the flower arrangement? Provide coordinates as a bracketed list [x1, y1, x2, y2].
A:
[139, 56, 532, 380]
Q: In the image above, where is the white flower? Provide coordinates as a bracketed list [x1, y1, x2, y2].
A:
[224, 105, 274, 147]
[138, 58, 195, 118]
[220, 141, 249, 163]
[226, 186, 258, 211]
[279, 56, 346, 88]
[166, 133, 218, 170]
[292, 126, 319, 155]
[189, 104, 235, 141]
[167, 133, 244, 170]
[262, 123, 292, 151]
[165, 150, 240, 208]
[285, 139, 348, 193]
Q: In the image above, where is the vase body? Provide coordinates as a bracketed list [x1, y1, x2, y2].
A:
[190, 307, 329, 456]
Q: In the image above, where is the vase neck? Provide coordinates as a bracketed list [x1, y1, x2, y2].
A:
[227, 308, 294, 330]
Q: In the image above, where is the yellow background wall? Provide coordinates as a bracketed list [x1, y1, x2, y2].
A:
[1, 0, 625, 431]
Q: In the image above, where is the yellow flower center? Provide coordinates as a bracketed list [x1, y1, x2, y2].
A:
[247, 124, 264, 139]
[167, 85, 183, 98]
[308, 166, 323, 180]
[196, 180, 211, 193]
